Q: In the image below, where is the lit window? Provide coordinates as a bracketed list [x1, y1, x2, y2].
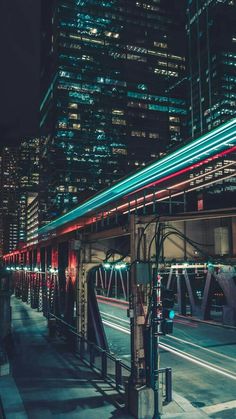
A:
[112, 148, 127, 155]
[169, 116, 180, 123]
[149, 133, 159, 139]
[68, 103, 78, 109]
[131, 131, 146, 137]
[154, 41, 167, 49]
[169, 125, 180, 133]
[112, 118, 126, 125]
[69, 113, 78, 120]
[112, 109, 124, 115]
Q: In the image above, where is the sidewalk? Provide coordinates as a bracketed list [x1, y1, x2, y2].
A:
[0, 297, 209, 419]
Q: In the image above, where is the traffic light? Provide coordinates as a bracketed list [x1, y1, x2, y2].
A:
[161, 288, 175, 335]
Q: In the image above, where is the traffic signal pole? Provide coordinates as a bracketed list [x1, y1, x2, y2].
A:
[151, 270, 162, 418]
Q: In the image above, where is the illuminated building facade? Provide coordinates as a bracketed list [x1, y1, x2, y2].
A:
[18, 139, 41, 244]
[187, 0, 236, 208]
[40, 0, 187, 218]
[187, 0, 236, 137]
[0, 147, 19, 255]
[27, 194, 40, 246]
[0, 139, 41, 255]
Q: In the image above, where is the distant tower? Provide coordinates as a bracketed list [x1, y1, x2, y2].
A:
[187, 0, 236, 138]
[40, 0, 187, 219]
[18, 138, 41, 244]
[187, 0, 236, 209]
[0, 147, 19, 255]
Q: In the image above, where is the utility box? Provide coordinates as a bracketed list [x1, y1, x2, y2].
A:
[135, 262, 151, 285]
[214, 227, 229, 256]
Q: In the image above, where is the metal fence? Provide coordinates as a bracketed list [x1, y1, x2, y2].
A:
[49, 314, 172, 404]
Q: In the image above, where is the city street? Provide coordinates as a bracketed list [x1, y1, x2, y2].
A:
[98, 300, 236, 418]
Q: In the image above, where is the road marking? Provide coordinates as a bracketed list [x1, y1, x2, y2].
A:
[174, 319, 198, 327]
[161, 342, 236, 381]
[166, 335, 236, 362]
[100, 311, 129, 324]
[202, 399, 236, 414]
[103, 320, 130, 334]
[103, 318, 236, 381]
[102, 312, 235, 363]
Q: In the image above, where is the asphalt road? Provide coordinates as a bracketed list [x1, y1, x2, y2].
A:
[98, 300, 236, 418]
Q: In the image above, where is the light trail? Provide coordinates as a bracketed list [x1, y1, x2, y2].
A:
[100, 311, 129, 324]
[166, 335, 236, 363]
[102, 312, 234, 361]
[37, 118, 236, 236]
[102, 316, 236, 381]
[102, 319, 130, 334]
[161, 342, 236, 381]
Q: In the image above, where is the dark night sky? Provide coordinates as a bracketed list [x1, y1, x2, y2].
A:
[0, 0, 41, 147]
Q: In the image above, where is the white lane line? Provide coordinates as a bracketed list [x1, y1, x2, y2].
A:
[102, 312, 235, 363]
[166, 335, 236, 363]
[100, 311, 129, 324]
[103, 319, 236, 381]
[202, 399, 236, 414]
[161, 342, 236, 381]
[103, 320, 130, 334]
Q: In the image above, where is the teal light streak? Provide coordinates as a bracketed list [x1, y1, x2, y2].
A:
[38, 118, 236, 236]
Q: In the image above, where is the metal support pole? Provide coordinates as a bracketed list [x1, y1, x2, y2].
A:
[165, 368, 172, 403]
[151, 269, 161, 419]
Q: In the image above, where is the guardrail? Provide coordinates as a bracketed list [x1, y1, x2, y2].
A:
[48, 314, 172, 404]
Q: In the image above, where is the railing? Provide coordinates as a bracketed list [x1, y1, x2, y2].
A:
[48, 314, 172, 404]
[0, 396, 6, 419]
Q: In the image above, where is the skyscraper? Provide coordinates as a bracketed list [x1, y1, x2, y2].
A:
[0, 147, 19, 255]
[0, 139, 41, 255]
[187, 0, 236, 208]
[40, 0, 187, 219]
[187, 0, 236, 138]
[18, 138, 41, 244]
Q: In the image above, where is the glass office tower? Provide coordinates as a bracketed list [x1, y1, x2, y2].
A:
[187, 0, 236, 138]
[0, 148, 19, 255]
[41, 0, 187, 218]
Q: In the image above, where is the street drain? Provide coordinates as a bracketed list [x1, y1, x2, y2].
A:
[191, 401, 206, 408]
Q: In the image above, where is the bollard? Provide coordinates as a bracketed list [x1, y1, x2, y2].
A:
[165, 367, 172, 403]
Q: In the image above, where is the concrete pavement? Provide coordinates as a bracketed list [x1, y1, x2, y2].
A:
[0, 296, 210, 418]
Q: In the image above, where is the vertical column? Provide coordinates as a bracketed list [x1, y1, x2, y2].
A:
[231, 217, 236, 257]
[77, 250, 88, 338]
[128, 215, 154, 418]
[129, 215, 146, 386]
[51, 244, 58, 316]
[25, 250, 30, 303]
[66, 240, 78, 324]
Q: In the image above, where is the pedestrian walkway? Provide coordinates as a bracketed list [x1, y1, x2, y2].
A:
[0, 297, 209, 418]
